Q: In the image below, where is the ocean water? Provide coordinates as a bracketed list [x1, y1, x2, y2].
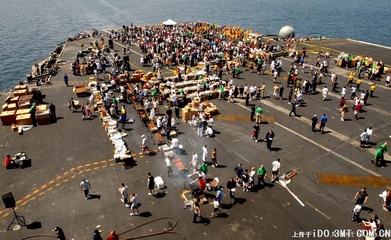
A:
[0, 0, 389, 92]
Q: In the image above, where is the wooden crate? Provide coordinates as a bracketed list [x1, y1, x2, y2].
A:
[19, 95, 33, 103]
[14, 89, 29, 97]
[36, 110, 51, 125]
[18, 100, 31, 109]
[73, 85, 88, 97]
[7, 103, 18, 111]
[6, 96, 20, 104]
[16, 109, 30, 116]
[14, 85, 29, 94]
[0, 110, 16, 125]
[36, 105, 47, 111]
[16, 113, 32, 125]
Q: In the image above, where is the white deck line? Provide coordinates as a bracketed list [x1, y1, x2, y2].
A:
[346, 38, 391, 50]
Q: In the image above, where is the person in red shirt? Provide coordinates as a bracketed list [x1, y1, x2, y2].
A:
[107, 230, 119, 240]
[354, 102, 362, 120]
[4, 155, 14, 169]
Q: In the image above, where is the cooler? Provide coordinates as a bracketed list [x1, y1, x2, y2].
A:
[154, 176, 165, 190]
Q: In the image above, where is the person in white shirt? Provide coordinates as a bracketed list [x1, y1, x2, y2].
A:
[202, 145, 208, 163]
[190, 152, 198, 173]
[118, 183, 129, 205]
[165, 157, 173, 178]
[80, 178, 91, 199]
[205, 126, 214, 137]
[322, 86, 328, 101]
[171, 137, 179, 153]
[341, 86, 347, 98]
[141, 135, 149, 155]
[271, 158, 281, 182]
[366, 126, 373, 143]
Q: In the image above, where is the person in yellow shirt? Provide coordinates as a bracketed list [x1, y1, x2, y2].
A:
[348, 71, 355, 87]
[370, 84, 376, 98]
[213, 64, 218, 75]
[356, 78, 362, 91]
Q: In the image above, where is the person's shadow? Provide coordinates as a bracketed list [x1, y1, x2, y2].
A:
[88, 194, 101, 200]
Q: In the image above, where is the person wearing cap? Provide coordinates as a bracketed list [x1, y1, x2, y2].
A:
[141, 135, 149, 155]
[54, 226, 66, 240]
[93, 229, 103, 240]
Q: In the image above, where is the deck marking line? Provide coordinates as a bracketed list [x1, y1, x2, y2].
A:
[275, 122, 380, 176]
[305, 201, 331, 219]
[234, 151, 250, 163]
[237, 101, 381, 177]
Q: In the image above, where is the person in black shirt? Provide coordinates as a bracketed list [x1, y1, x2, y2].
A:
[264, 129, 275, 150]
[227, 177, 237, 206]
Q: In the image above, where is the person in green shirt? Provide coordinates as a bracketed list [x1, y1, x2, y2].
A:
[373, 146, 384, 167]
[200, 162, 208, 174]
[152, 89, 157, 98]
[257, 165, 267, 186]
[380, 142, 388, 166]
[255, 106, 263, 124]
[218, 85, 225, 100]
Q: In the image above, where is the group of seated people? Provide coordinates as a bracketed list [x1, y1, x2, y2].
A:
[361, 214, 384, 239]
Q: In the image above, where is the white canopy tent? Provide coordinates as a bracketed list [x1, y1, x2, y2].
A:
[162, 19, 177, 26]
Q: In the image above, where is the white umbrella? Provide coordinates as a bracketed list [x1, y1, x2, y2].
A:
[162, 19, 177, 26]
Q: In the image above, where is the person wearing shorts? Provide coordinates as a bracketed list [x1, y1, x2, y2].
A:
[210, 198, 222, 219]
[130, 192, 139, 216]
[271, 158, 281, 182]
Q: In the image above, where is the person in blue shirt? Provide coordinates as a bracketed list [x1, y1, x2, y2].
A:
[319, 114, 328, 134]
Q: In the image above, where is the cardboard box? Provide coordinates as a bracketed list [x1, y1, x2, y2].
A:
[0, 110, 16, 125]
[16, 113, 32, 125]
[11, 124, 18, 131]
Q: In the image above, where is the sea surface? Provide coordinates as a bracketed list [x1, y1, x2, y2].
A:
[0, 0, 389, 92]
